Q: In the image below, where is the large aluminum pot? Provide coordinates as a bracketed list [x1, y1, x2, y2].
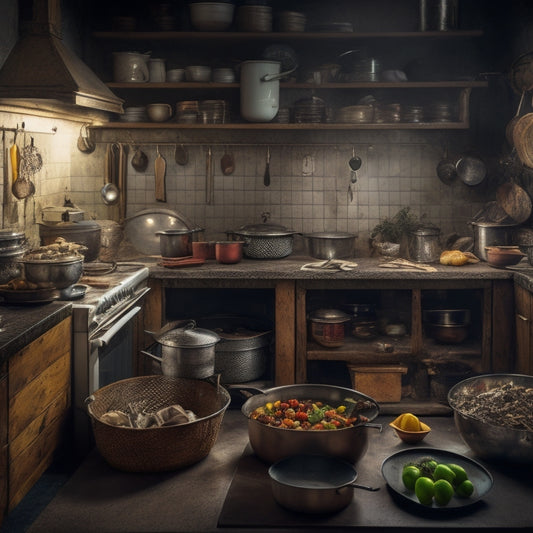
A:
[448, 373, 533, 463]
[469, 221, 518, 261]
[229, 223, 299, 259]
[239, 383, 380, 464]
[304, 232, 357, 259]
[21, 257, 83, 289]
[143, 320, 220, 379]
[156, 229, 197, 258]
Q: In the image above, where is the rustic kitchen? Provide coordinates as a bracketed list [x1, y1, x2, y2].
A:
[1, 0, 533, 531]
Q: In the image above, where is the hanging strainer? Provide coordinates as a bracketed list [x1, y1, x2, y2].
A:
[20, 137, 43, 176]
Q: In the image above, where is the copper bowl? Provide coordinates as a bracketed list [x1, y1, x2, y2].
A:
[485, 246, 526, 267]
[216, 241, 243, 264]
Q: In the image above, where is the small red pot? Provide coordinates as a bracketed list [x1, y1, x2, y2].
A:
[192, 241, 216, 260]
[216, 241, 243, 264]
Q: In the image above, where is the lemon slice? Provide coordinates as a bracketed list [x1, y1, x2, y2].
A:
[392, 412, 421, 432]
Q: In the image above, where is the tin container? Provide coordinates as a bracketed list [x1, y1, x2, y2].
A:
[308, 309, 351, 348]
[406, 226, 441, 263]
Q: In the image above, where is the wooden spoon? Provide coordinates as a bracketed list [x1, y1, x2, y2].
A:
[221, 147, 235, 175]
[175, 144, 189, 166]
[154, 146, 166, 202]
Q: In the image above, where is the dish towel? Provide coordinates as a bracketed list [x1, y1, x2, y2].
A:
[301, 259, 358, 271]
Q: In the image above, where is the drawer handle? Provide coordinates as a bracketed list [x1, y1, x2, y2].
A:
[517, 314, 529, 322]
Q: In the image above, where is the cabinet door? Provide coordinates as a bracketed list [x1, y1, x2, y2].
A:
[0, 365, 7, 525]
[515, 285, 532, 375]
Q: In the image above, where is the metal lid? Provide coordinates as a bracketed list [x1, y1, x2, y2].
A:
[304, 232, 357, 239]
[411, 226, 440, 236]
[234, 223, 296, 237]
[157, 321, 220, 348]
[309, 308, 351, 323]
[0, 229, 25, 241]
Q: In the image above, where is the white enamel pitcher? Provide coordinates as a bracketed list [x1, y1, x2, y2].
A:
[240, 60, 296, 122]
[112, 52, 150, 83]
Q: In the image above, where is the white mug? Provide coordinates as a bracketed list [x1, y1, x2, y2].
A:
[148, 58, 166, 82]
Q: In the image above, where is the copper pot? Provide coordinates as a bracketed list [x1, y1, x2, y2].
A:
[216, 241, 243, 264]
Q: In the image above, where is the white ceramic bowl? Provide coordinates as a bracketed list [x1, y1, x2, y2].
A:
[186, 65, 212, 82]
[190, 2, 235, 31]
[166, 68, 185, 82]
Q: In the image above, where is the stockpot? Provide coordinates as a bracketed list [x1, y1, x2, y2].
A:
[469, 221, 518, 261]
[304, 232, 357, 259]
[228, 223, 299, 259]
[239, 383, 381, 464]
[143, 320, 220, 379]
[156, 229, 202, 258]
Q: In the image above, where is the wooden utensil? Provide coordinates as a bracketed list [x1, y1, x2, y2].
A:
[221, 147, 235, 175]
[496, 180, 532, 224]
[154, 145, 167, 202]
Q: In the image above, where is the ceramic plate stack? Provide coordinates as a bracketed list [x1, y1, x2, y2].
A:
[293, 96, 326, 123]
[427, 101, 455, 122]
[120, 106, 148, 122]
[340, 58, 381, 82]
[402, 105, 425, 123]
[310, 22, 353, 32]
[272, 107, 290, 123]
[198, 99, 229, 124]
[237, 4, 272, 32]
[176, 100, 199, 123]
[337, 105, 374, 124]
[212, 67, 235, 83]
[374, 103, 401, 123]
[277, 11, 306, 32]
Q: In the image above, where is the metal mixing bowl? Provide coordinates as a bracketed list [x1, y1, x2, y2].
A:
[21, 257, 83, 289]
[448, 374, 533, 463]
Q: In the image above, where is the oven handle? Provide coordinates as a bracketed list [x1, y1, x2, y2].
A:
[90, 306, 141, 350]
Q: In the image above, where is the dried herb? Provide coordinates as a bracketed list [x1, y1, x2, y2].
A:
[370, 207, 421, 243]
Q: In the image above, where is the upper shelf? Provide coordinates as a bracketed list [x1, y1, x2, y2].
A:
[93, 30, 484, 41]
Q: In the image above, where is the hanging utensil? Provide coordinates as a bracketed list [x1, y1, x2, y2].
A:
[506, 90, 526, 148]
[101, 143, 119, 206]
[154, 145, 167, 202]
[117, 143, 127, 223]
[10, 136, 19, 184]
[221, 146, 235, 176]
[175, 143, 189, 166]
[348, 146, 362, 182]
[263, 146, 270, 186]
[206, 146, 214, 204]
[12, 134, 33, 200]
[131, 145, 148, 172]
[496, 178, 532, 224]
[436, 145, 457, 185]
[77, 124, 95, 154]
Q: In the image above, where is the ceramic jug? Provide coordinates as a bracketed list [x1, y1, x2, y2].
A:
[112, 52, 150, 83]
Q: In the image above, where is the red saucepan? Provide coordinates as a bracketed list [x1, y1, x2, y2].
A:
[269, 454, 379, 514]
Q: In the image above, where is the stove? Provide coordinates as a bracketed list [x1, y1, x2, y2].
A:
[71, 262, 150, 455]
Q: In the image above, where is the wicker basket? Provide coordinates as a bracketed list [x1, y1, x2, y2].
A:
[86, 375, 230, 472]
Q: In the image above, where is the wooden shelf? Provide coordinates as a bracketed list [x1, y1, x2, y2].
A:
[93, 30, 484, 41]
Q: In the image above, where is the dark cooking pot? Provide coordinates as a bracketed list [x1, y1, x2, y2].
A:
[143, 320, 220, 379]
[469, 221, 518, 261]
[269, 454, 379, 514]
[157, 229, 196, 258]
[39, 221, 101, 262]
[239, 383, 380, 464]
[228, 223, 298, 259]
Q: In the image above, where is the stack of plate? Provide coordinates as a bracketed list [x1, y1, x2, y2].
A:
[212, 67, 235, 83]
[119, 106, 148, 122]
[339, 58, 381, 82]
[237, 4, 272, 32]
[337, 105, 374, 124]
[175, 100, 199, 123]
[427, 101, 455, 122]
[198, 99, 229, 123]
[402, 105, 425, 123]
[277, 11, 306, 32]
[374, 103, 401, 123]
[292, 96, 326, 123]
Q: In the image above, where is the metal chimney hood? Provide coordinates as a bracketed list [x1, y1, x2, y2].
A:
[0, 0, 123, 115]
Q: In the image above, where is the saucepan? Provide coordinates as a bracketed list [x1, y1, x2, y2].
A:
[238, 383, 381, 464]
[269, 454, 379, 514]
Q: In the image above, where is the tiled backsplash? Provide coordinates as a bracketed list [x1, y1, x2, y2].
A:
[1, 111, 491, 256]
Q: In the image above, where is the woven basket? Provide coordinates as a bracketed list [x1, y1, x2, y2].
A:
[86, 375, 230, 472]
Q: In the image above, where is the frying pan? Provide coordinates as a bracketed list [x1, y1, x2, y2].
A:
[269, 454, 379, 514]
[455, 153, 486, 186]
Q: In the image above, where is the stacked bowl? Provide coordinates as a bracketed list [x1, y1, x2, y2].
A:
[0, 230, 27, 284]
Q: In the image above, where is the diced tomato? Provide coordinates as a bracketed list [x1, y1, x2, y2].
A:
[282, 418, 294, 428]
[280, 402, 290, 410]
[288, 399, 299, 408]
[330, 419, 341, 427]
[295, 411, 308, 422]
[312, 423, 325, 430]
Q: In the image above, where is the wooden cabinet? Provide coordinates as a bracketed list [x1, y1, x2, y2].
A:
[1, 317, 72, 520]
[296, 279, 513, 404]
[515, 284, 533, 375]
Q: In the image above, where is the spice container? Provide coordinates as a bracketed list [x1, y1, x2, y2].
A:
[406, 226, 441, 263]
[308, 308, 351, 348]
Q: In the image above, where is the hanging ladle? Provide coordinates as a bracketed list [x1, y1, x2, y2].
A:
[349, 147, 362, 183]
[101, 143, 120, 205]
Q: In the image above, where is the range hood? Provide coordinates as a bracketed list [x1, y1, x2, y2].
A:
[0, 0, 123, 115]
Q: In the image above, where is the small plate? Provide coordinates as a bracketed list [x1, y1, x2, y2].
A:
[381, 447, 493, 509]
[0, 287, 58, 304]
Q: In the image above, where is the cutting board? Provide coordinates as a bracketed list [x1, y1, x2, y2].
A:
[154, 149, 166, 202]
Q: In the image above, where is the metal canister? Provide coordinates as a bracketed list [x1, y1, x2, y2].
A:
[407, 226, 442, 263]
[436, 0, 458, 31]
